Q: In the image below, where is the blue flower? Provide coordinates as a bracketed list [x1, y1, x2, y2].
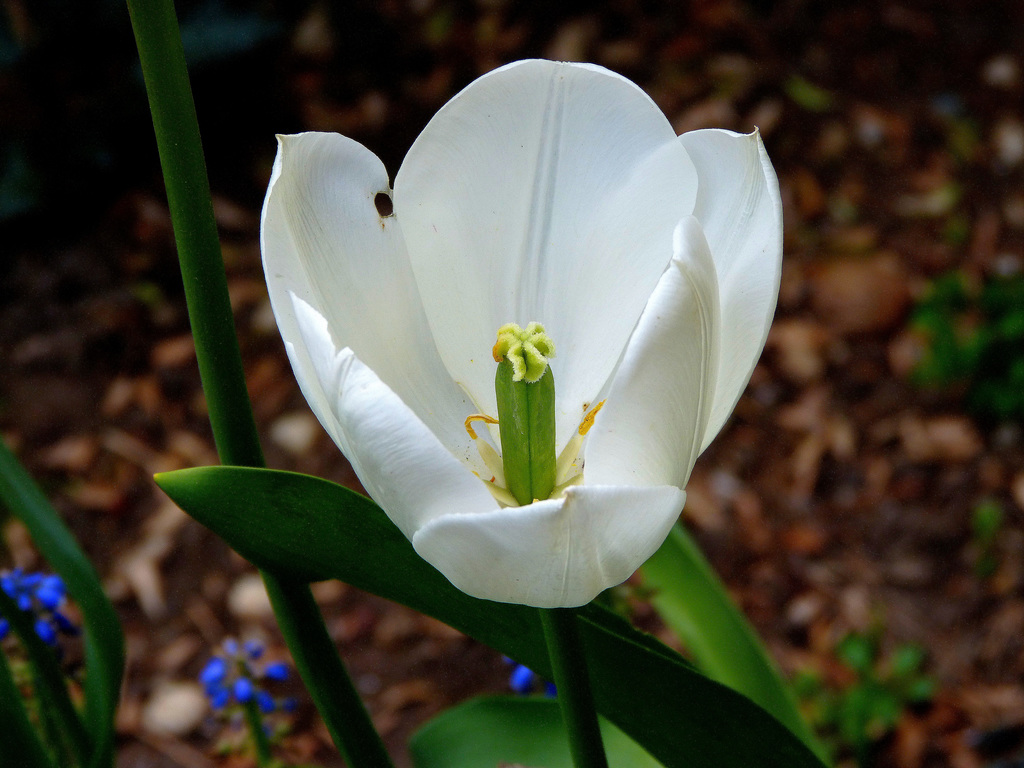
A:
[244, 640, 264, 660]
[505, 658, 556, 698]
[199, 656, 228, 689]
[0, 570, 78, 648]
[263, 662, 289, 682]
[233, 677, 254, 704]
[199, 637, 298, 722]
[256, 691, 276, 714]
[509, 664, 535, 694]
[210, 687, 230, 710]
[34, 618, 56, 646]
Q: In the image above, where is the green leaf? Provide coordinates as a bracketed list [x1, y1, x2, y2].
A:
[639, 525, 826, 760]
[837, 634, 876, 677]
[904, 677, 936, 703]
[156, 465, 828, 768]
[0, 439, 123, 768]
[783, 75, 834, 112]
[411, 696, 663, 768]
[0, 646, 57, 768]
[971, 500, 1003, 546]
[0, 587, 89, 766]
[888, 644, 926, 679]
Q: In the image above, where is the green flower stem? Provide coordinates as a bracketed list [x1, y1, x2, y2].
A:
[125, 3, 393, 766]
[640, 524, 828, 761]
[264, 577, 398, 767]
[242, 698, 275, 768]
[124, 0, 258, 467]
[539, 607, 609, 768]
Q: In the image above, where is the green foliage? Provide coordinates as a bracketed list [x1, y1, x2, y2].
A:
[157, 465, 828, 768]
[0, 438, 124, 768]
[410, 697, 663, 768]
[911, 270, 1024, 422]
[796, 630, 935, 767]
[0, 645, 57, 768]
[971, 499, 1005, 579]
[640, 526, 825, 760]
[784, 75, 834, 112]
[0, 586, 88, 767]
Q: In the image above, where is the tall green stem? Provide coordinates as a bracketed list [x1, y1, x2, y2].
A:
[243, 698, 275, 768]
[125, 2, 393, 766]
[540, 608, 609, 768]
[124, 0, 259, 467]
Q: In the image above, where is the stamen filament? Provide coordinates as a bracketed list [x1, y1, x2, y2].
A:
[464, 413, 499, 440]
[554, 401, 606, 486]
[476, 440, 505, 487]
[482, 482, 518, 507]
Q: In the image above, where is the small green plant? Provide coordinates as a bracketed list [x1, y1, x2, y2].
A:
[971, 499, 1005, 579]
[795, 629, 936, 766]
[912, 270, 1024, 422]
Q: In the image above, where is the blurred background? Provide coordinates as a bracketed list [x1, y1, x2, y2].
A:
[2, 1, 1024, 766]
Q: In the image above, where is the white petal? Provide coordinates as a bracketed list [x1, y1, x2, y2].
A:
[288, 296, 498, 537]
[394, 59, 697, 450]
[585, 217, 720, 489]
[412, 484, 686, 607]
[679, 129, 782, 452]
[261, 132, 475, 460]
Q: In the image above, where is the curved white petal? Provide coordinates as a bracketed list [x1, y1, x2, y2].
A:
[261, 132, 475, 460]
[679, 129, 782, 453]
[413, 484, 686, 607]
[586, 217, 719, 489]
[394, 59, 698, 450]
[287, 296, 497, 537]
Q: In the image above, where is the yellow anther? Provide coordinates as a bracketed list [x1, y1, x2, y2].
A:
[464, 413, 499, 440]
[578, 400, 606, 436]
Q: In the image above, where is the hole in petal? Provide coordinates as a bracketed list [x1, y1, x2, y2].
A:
[374, 191, 394, 217]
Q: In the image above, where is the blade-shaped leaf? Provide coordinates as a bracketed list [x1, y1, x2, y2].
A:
[0, 439, 123, 768]
[640, 524, 826, 759]
[411, 696, 662, 768]
[0, 587, 89, 766]
[155, 465, 827, 768]
[0, 641, 58, 768]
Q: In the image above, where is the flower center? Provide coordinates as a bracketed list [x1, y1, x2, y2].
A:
[492, 322, 555, 383]
[464, 323, 605, 507]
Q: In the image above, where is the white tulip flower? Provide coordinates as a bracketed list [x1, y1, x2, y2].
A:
[260, 59, 781, 608]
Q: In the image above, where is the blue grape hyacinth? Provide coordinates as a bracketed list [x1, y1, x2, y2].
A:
[199, 638, 297, 717]
[504, 657, 556, 698]
[0, 569, 78, 647]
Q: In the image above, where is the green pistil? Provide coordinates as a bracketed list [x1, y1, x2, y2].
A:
[493, 322, 556, 505]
